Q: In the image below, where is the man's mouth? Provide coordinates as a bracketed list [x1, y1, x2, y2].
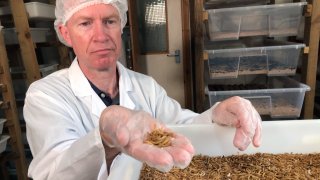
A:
[91, 48, 115, 54]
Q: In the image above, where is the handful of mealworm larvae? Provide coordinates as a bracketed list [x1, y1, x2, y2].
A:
[143, 128, 174, 148]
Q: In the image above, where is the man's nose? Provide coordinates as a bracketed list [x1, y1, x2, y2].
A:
[93, 23, 109, 42]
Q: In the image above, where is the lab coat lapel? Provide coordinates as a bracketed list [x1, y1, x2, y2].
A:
[69, 59, 106, 127]
[117, 62, 135, 110]
[69, 60, 137, 126]
[91, 95, 107, 120]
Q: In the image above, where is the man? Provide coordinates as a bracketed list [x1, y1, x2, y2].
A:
[23, 0, 261, 179]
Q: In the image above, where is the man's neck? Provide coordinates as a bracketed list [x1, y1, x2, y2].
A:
[81, 64, 119, 98]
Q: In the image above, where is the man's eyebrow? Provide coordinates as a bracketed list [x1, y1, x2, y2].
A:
[75, 16, 92, 21]
[74, 14, 120, 22]
[72, 16, 92, 24]
[102, 14, 120, 20]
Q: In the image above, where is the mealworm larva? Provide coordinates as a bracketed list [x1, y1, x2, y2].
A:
[143, 128, 174, 148]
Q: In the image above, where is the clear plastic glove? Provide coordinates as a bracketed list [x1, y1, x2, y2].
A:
[99, 105, 195, 172]
[212, 96, 262, 151]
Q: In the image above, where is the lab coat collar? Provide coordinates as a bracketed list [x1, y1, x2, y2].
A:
[68, 59, 135, 118]
[116, 62, 135, 110]
[69, 58, 92, 97]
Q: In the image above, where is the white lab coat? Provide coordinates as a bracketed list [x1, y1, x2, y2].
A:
[24, 59, 211, 180]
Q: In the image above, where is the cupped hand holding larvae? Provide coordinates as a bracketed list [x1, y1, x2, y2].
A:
[99, 105, 195, 172]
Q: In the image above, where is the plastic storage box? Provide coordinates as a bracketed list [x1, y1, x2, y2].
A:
[205, 0, 270, 9]
[39, 64, 59, 77]
[3, 28, 50, 45]
[0, 135, 10, 154]
[108, 120, 320, 180]
[207, 77, 310, 118]
[10, 63, 59, 77]
[205, 41, 305, 79]
[0, 119, 6, 135]
[0, 2, 55, 20]
[206, 2, 307, 41]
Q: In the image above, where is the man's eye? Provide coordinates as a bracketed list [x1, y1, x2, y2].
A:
[80, 21, 91, 26]
[104, 19, 120, 26]
[105, 20, 115, 25]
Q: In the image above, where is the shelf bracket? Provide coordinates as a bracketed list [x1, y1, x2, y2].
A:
[304, 47, 310, 54]
[0, 84, 7, 92]
[203, 52, 208, 61]
[203, 11, 208, 21]
[304, 4, 312, 17]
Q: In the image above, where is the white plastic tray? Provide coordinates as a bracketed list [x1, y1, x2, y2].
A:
[205, 0, 270, 9]
[206, 43, 305, 78]
[2, 28, 50, 45]
[0, 135, 10, 154]
[108, 120, 320, 180]
[10, 63, 59, 77]
[0, 2, 55, 20]
[206, 2, 307, 40]
[0, 119, 6, 135]
[207, 77, 310, 118]
[39, 64, 59, 77]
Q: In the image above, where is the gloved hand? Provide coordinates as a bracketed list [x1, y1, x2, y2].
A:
[211, 96, 262, 151]
[99, 105, 195, 172]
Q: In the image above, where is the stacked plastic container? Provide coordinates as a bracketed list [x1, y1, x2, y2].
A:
[0, 2, 57, 165]
[205, 2, 310, 118]
[0, 3, 58, 147]
[0, 119, 9, 154]
[0, 21, 10, 155]
[0, 2, 55, 44]
[0, 2, 57, 72]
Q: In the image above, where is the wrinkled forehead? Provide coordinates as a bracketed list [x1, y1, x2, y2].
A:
[68, 4, 119, 22]
[60, 0, 120, 25]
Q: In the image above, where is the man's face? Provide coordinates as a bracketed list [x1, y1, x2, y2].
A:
[59, 4, 122, 72]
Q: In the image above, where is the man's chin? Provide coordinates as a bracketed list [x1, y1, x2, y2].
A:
[95, 61, 117, 71]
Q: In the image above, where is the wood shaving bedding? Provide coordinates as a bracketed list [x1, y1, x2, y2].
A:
[140, 153, 320, 179]
[142, 128, 320, 179]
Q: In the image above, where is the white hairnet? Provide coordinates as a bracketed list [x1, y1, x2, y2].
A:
[54, 0, 128, 46]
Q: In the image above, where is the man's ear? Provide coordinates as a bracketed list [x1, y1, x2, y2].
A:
[59, 25, 73, 46]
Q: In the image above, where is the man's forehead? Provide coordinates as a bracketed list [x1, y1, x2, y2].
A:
[69, 4, 120, 20]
